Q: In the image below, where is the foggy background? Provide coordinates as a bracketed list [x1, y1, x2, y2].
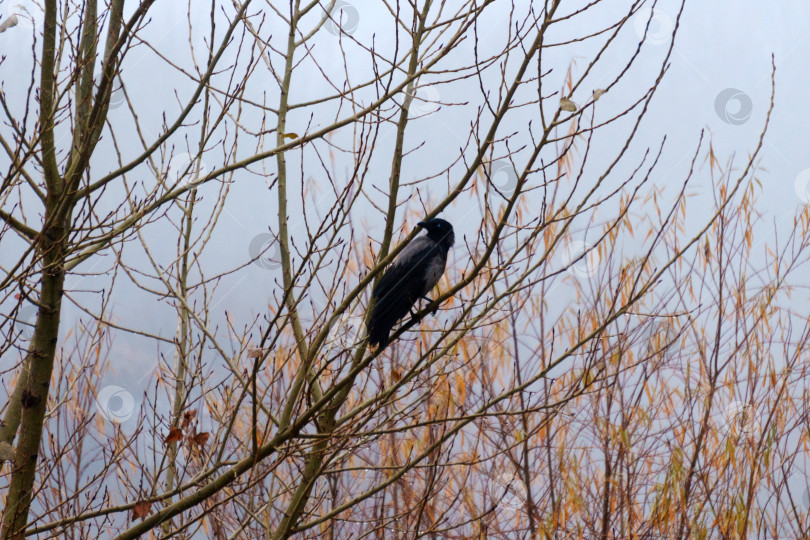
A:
[0, 0, 807, 454]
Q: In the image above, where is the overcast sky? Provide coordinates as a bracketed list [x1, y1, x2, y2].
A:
[2, 0, 809, 426]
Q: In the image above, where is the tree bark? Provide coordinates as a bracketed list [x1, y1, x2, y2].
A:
[1, 216, 68, 539]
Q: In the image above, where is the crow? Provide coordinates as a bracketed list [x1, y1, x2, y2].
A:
[367, 218, 455, 349]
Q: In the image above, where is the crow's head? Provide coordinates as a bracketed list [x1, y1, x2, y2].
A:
[417, 218, 455, 248]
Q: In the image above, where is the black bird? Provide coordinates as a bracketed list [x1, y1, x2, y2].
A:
[367, 218, 455, 349]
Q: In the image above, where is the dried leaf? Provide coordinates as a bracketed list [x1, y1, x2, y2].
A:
[560, 97, 578, 112]
[593, 88, 607, 101]
[164, 427, 183, 445]
[190, 432, 210, 449]
[132, 500, 152, 521]
[0, 15, 19, 33]
[454, 371, 466, 406]
[181, 410, 197, 430]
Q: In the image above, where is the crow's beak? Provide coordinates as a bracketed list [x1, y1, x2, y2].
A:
[417, 221, 428, 229]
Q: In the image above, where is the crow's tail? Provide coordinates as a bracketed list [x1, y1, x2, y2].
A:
[367, 287, 414, 349]
[367, 319, 390, 349]
[367, 299, 395, 349]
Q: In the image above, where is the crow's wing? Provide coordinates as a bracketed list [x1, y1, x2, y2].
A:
[373, 237, 435, 298]
[420, 244, 448, 294]
[368, 237, 444, 347]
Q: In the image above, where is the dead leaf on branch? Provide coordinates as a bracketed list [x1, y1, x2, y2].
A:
[0, 15, 19, 33]
[132, 500, 152, 521]
[181, 410, 197, 430]
[164, 427, 183, 445]
[189, 432, 210, 450]
[560, 97, 578, 112]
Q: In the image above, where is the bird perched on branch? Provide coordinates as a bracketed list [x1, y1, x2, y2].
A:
[367, 218, 455, 349]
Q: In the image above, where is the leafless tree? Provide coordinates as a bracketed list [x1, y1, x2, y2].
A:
[2, 1, 805, 539]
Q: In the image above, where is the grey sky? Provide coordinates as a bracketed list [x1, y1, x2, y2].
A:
[1, 0, 807, 425]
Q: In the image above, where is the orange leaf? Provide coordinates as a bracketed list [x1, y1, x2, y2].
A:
[190, 432, 210, 449]
[164, 427, 183, 445]
[132, 500, 152, 521]
[181, 410, 197, 430]
[454, 371, 466, 406]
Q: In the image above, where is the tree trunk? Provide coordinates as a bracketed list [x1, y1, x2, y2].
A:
[1, 216, 68, 539]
